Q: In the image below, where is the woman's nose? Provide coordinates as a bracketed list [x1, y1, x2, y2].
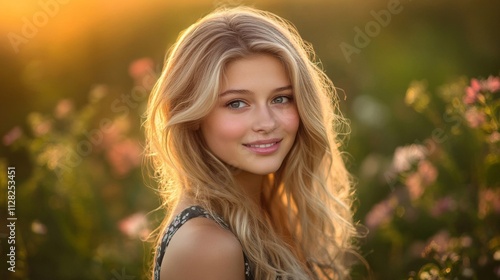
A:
[252, 105, 277, 133]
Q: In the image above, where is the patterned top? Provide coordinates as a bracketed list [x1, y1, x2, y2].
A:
[153, 205, 253, 280]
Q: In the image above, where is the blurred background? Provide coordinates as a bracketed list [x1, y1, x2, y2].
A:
[1, 0, 499, 279]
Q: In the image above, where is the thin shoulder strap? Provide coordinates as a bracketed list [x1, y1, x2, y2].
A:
[153, 206, 253, 280]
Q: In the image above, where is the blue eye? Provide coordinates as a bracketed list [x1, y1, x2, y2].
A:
[272, 95, 292, 104]
[226, 100, 247, 109]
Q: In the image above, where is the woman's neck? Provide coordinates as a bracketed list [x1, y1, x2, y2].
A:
[233, 171, 265, 206]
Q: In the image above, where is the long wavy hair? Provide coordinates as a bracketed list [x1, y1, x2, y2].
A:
[144, 6, 358, 279]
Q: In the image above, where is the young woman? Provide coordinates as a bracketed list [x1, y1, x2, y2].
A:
[145, 6, 358, 280]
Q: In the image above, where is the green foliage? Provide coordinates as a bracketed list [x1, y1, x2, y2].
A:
[361, 76, 500, 279]
[3, 65, 498, 279]
[0, 61, 158, 279]
[1, 1, 500, 279]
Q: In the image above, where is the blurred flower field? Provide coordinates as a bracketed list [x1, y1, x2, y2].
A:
[2, 64, 498, 279]
[360, 76, 500, 279]
[1, 0, 499, 279]
[1, 59, 160, 280]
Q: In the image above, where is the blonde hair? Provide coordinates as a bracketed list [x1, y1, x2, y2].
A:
[145, 6, 357, 279]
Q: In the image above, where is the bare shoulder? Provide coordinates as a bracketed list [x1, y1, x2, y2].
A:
[160, 216, 246, 280]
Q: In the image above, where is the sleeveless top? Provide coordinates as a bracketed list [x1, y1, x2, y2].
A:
[153, 205, 253, 280]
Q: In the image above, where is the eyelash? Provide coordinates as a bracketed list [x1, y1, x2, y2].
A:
[272, 95, 293, 104]
[226, 100, 247, 109]
[225, 95, 294, 109]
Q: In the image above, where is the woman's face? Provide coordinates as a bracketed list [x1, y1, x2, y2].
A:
[200, 54, 300, 176]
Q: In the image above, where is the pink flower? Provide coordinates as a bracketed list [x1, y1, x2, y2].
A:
[430, 196, 456, 217]
[464, 107, 486, 128]
[128, 58, 156, 89]
[100, 117, 131, 149]
[365, 196, 397, 229]
[465, 76, 500, 104]
[54, 99, 74, 119]
[2, 126, 23, 146]
[488, 131, 500, 143]
[28, 113, 52, 137]
[392, 144, 428, 173]
[470, 78, 481, 92]
[33, 120, 52, 137]
[463, 86, 479, 104]
[405, 173, 423, 201]
[118, 212, 149, 239]
[405, 160, 437, 201]
[479, 188, 500, 218]
[463, 77, 496, 104]
[425, 230, 450, 255]
[485, 75, 500, 92]
[128, 58, 154, 79]
[418, 160, 438, 185]
[106, 139, 142, 176]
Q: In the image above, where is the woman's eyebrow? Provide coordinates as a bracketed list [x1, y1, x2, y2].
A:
[219, 85, 293, 97]
[274, 85, 293, 93]
[219, 89, 250, 97]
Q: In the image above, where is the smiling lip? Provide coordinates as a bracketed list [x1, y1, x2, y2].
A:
[243, 138, 282, 155]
